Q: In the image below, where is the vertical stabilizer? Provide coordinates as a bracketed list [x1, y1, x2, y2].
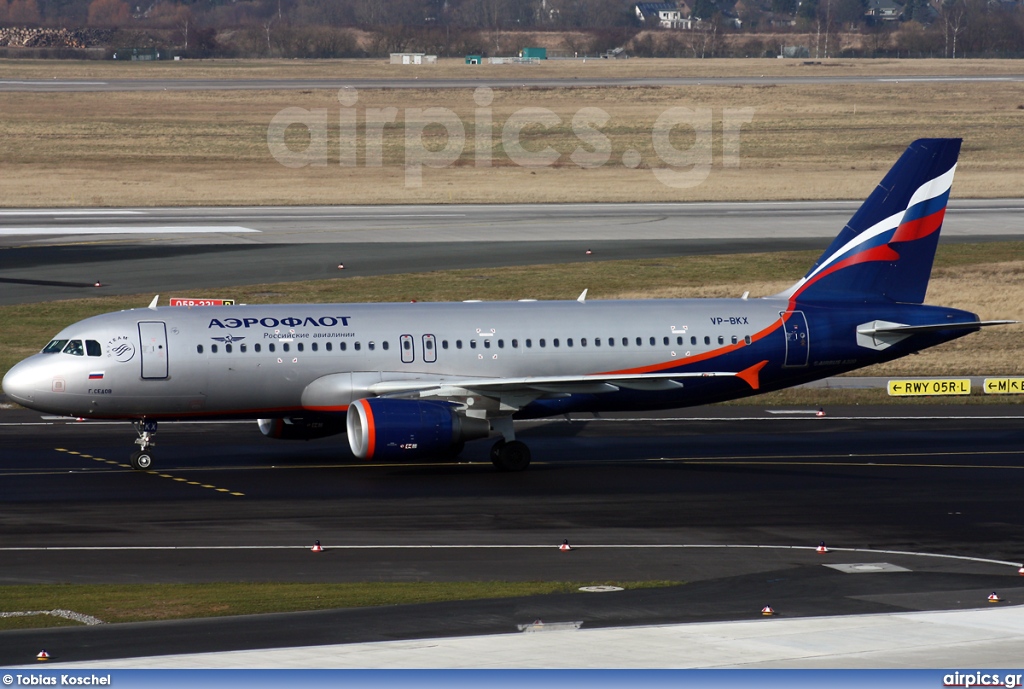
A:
[779, 138, 961, 304]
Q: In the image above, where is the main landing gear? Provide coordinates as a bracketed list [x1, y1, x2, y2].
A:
[130, 419, 157, 471]
[489, 417, 531, 472]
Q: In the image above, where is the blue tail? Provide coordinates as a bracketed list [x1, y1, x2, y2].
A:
[781, 138, 961, 304]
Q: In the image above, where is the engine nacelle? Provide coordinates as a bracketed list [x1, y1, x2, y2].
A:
[258, 415, 347, 441]
[347, 398, 490, 460]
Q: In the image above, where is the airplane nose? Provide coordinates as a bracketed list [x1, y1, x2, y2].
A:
[2, 358, 39, 405]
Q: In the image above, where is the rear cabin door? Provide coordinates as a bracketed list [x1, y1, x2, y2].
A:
[780, 311, 810, 368]
[138, 321, 169, 379]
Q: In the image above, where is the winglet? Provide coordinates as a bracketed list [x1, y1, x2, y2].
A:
[736, 360, 769, 390]
[148, 295, 160, 310]
[577, 289, 588, 304]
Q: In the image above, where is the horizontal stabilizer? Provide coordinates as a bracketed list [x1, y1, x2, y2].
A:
[858, 320, 1016, 336]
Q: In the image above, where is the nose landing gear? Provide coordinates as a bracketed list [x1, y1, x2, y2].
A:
[130, 419, 157, 470]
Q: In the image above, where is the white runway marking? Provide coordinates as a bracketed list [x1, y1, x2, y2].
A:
[0, 225, 260, 235]
[0, 210, 143, 216]
[0, 543, 1017, 567]
[0, 80, 107, 85]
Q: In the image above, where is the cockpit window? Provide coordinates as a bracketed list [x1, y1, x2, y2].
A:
[62, 340, 85, 356]
[86, 340, 102, 357]
[42, 339, 68, 353]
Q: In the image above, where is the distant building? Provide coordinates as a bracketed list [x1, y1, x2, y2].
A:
[865, 0, 904, 21]
[635, 2, 696, 29]
[389, 53, 437, 65]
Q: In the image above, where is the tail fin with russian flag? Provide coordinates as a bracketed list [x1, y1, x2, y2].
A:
[780, 138, 961, 305]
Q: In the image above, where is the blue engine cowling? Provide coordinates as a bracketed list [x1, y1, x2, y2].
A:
[346, 398, 490, 460]
[258, 415, 347, 441]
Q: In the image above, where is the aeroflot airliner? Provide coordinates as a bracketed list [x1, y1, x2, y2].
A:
[2, 139, 1013, 472]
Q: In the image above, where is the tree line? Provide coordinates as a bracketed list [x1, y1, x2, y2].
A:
[0, 0, 1022, 58]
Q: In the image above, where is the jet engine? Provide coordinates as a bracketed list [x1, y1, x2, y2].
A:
[346, 398, 490, 460]
[258, 415, 347, 441]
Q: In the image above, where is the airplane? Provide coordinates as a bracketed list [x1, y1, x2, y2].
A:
[2, 138, 1014, 473]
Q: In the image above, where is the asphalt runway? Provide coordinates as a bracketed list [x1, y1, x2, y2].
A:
[1, 405, 1023, 664]
[1, 200, 1022, 304]
[2, 74, 1023, 92]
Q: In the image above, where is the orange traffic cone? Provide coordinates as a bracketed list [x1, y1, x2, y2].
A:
[585, 249, 592, 255]
[988, 592, 1001, 603]
[94, 281, 102, 288]
[816, 541, 829, 554]
[337, 263, 345, 270]
[311, 540, 323, 553]
[37, 650, 50, 661]
[559, 539, 572, 552]
[815, 408, 825, 417]
[761, 605, 775, 616]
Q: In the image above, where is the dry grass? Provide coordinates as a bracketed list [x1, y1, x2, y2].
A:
[3, 56, 1024, 81]
[2, 67, 1024, 206]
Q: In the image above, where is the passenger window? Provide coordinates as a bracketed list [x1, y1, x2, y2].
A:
[425, 340, 433, 350]
[456, 340, 463, 349]
[650, 337, 656, 346]
[636, 337, 642, 346]
[581, 338, 587, 347]
[607, 337, 614, 347]
[255, 344, 262, 353]
[62, 340, 84, 356]
[311, 343, 317, 352]
[470, 340, 477, 349]
[382, 341, 389, 350]
[283, 343, 290, 352]
[269, 344, 276, 352]
[296, 343, 303, 352]
[197, 345, 203, 354]
[539, 339, 546, 348]
[594, 338, 600, 347]
[368, 342, 375, 350]
[241, 344, 247, 353]
[623, 337, 628, 346]
[512, 339, 519, 348]
[691, 336, 697, 345]
[663, 337, 669, 346]
[355, 342, 361, 351]
[567, 338, 573, 347]
[704, 336, 710, 345]
[86, 340, 102, 357]
[340, 342, 346, 351]
[484, 339, 491, 349]
[442, 340, 449, 349]
[526, 339, 532, 348]
[677, 336, 683, 345]
[718, 336, 724, 345]
[43, 340, 68, 354]
[326, 342, 332, 351]
[226, 344, 232, 353]
[211, 344, 218, 354]
[553, 338, 559, 347]
[403, 339, 412, 350]
[744, 335, 752, 345]
[731, 336, 738, 345]
[498, 339, 505, 348]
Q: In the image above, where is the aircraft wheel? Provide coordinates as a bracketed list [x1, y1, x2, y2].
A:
[492, 440, 531, 472]
[130, 450, 153, 471]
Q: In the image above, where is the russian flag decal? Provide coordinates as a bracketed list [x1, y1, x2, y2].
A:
[88, 372, 104, 380]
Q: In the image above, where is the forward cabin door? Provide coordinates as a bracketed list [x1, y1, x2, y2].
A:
[780, 311, 810, 368]
[138, 321, 169, 379]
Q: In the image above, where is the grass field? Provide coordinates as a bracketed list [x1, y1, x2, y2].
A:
[2, 59, 1024, 206]
[0, 580, 677, 631]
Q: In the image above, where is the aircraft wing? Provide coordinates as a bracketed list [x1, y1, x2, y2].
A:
[367, 371, 738, 400]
